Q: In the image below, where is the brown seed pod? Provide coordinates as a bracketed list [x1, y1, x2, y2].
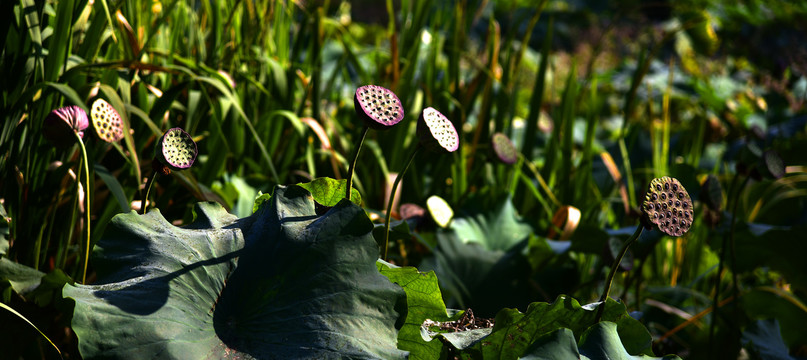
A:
[90, 99, 125, 143]
[156, 127, 198, 171]
[491, 132, 518, 165]
[354, 85, 404, 130]
[417, 107, 459, 153]
[43, 105, 89, 148]
[641, 177, 693, 237]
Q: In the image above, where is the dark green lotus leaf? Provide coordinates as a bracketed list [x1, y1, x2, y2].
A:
[377, 260, 461, 360]
[577, 322, 681, 360]
[63, 186, 408, 359]
[742, 319, 795, 360]
[734, 225, 807, 293]
[462, 296, 653, 359]
[0, 258, 45, 295]
[449, 195, 532, 252]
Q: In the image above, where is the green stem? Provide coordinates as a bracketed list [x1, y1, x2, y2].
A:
[1, 302, 63, 359]
[75, 133, 91, 284]
[384, 147, 419, 261]
[596, 224, 644, 322]
[345, 126, 369, 200]
[142, 171, 158, 215]
[709, 173, 749, 354]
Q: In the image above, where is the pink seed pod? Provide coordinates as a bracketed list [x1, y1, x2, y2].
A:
[354, 85, 404, 130]
[491, 132, 517, 165]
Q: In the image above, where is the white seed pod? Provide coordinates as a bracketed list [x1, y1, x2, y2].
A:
[417, 107, 459, 153]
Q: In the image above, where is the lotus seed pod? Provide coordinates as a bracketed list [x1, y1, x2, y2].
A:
[90, 99, 125, 143]
[491, 132, 517, 164]
[641, 177, 693, 237]
[156, 127, 198, 171]
[417, 107, 459, 153]
[354, 85, 404, 130]
[43, 106, 89, 148]
[761, 150, 785, 180]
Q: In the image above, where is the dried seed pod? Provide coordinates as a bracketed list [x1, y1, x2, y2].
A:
[43, 105, 89, 148]
[642, 177, 693, 237]
[491, 132, 517, 165]
[90, 99, 125, 143]
[417, 107, 459, 153]
[354, 85, 404, 130]
[156, 127, 198, 171]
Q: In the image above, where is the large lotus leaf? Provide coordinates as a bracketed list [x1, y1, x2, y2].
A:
[377, 261, 461, 359]
[420, 232, 533, 316]
[449, 194, 532, 252]
[734, 225, 807, 292]
[520, 322, 680, 360]
[741, 319, 796, 360]
[461, 296, 653, 359]
[63, 185, 408, 359]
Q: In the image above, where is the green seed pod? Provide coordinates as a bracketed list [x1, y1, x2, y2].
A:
[90, 99, 125, 143]
[354, 85, 404, 130]
[641, 177, 693, 237]
[43, 105, 89, 148]
[417, 107, 459, 153]
[491, 132, 517, 165]
[156, 127, 198, 171]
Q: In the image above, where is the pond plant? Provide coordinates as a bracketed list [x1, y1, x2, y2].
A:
[141, 127, 198, 214]
[345, 85, 404, 200]
[597, 176, 693, 321]
[383, 107, 458, 260]
[42, 106, 92, 284]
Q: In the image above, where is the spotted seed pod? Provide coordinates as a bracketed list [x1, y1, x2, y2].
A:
[43, 105, 89, 148]
[90, 99, 125, 143]
[354, 85, 404, 130]
[156, 127, 198, 171]
[641, 177, 693, 237]
[491, 132, 517, 165]
[417, 107, 459, 153]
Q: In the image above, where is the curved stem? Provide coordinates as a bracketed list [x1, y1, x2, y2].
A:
[383, 147, 419, 261]
[596, 224, 643, 322]
[345, 126, 369, 200]
[75, 134, 91, 284]
[142, 171, 159, 215]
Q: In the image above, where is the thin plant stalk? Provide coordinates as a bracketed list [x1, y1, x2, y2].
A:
[74, 132, 91, 284]
[383, 146, 420, 261]
[596, 225, 644, 322]
[345, 126, 369, 200]
[0, 302, 63, 359]
[142, 172, 158, 215]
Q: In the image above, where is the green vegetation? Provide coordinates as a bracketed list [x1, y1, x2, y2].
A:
[2, 0, 807, 358]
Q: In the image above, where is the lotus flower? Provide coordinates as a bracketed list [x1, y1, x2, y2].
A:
[43, 106, 89, 148]
[417, 107, 459, 153]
